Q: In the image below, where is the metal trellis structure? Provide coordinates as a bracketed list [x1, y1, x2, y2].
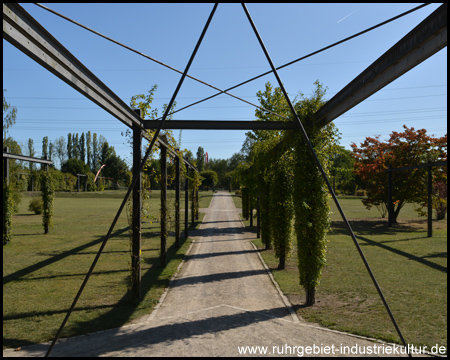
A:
[3, 3, 447, 357]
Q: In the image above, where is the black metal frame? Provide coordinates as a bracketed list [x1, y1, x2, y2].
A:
[386, 161, 447, 236]
[3, 3, 447, 357]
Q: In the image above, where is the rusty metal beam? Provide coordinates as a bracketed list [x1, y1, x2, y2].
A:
[143, 120, 298, 130]
[3, 151, 54, 165]
[315, 4, 447, 127]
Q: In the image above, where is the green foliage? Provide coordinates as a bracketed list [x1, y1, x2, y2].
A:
[3, 89, 17, 138]
[61, 158, 91, 177]
[241, 187, 250, 220]
[3, 181, 14, 245]
[40, 172, 55, 234]
[196, 146, 205, 172]
[257, 171, 272, 249]
[292, 84, 336, 303]
[269, 153, 294, 269]
[28, 198, 44, 215]
[200, 170, 218, 190]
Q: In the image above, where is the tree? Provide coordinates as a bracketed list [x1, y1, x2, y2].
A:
[27, 138, 35, 172]
[79, 132, 86, 163]
[200, 170, 218, 190]
[67, 133, 73, 160]
[100, 141, 114, 165]
[92, 132, 98, 171]
[41, 136, 49, 170]
[72, 133, 79, 160]
[54, 136, 67, 169]
[61, 158, 90, 177]
[3, 89, 17, 139]
[196, 146, 205, 172]
[86, 131, 92, 169]
[351, 126, 447, 223]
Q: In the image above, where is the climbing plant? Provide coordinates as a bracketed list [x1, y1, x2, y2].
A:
[40, 171, 55, 234]
[3, 181, 14, 245]
[291, 82, 339, 305]
[269, 152, 294, 269]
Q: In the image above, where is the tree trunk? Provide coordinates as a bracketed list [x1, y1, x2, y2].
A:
[306, 287, 315, 306]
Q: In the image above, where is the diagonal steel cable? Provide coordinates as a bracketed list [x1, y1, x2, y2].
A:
[44, 3, 218, 356]
[156, 3, 430, 119]
[242, 3, 412, 357]
[33, 2, 289, 121]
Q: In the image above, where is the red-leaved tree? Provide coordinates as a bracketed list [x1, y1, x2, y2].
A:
[351, 126, 447, 223]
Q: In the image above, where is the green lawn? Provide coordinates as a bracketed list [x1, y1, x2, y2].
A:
[236, 194, 447, 351]
[3, 189, 213, 349]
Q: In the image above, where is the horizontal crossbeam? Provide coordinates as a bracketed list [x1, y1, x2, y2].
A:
[315, 4, 447, 127]
[3, 152, 54, 165]
[385, 161, 447, 172]
[143, 120, 298, 130]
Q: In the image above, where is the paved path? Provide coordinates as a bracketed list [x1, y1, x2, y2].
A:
[4, 191, 414, 357]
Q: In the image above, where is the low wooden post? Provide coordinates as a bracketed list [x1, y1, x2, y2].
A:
[160, 146, 167, 267]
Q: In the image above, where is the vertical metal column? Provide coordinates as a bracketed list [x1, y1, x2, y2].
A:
[131, 121, 142, 301]
[160, 146, 167, 267]
[195, 189, 199, 220]
[185, 166, 189, 239]
[249, 196, 253, 227]
[388, 166, 393, 227]
[427, 165, 433, 238]
[175, 155, 181, 247]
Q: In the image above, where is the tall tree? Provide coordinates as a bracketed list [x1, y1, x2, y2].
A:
[79, 132, 86, 163]
[41, 136, 49, 170]
[72, 133, 80, 160]
[27, 138, 35, 171]
[86, 131, 92, 169]
[67, 133, 72, 160]
[351, 126, 447, 222]
[196, 146, 205, 172]
[92, 132, 98, 171]
[48, 141, 54, 162]
[54, 136, 67, 169]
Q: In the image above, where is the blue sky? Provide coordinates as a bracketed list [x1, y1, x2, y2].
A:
[3, 3, 447, 168]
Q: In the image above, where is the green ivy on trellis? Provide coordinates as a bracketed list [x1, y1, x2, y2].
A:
[3, 181, 14, 245]
[40, 171, 54, 234]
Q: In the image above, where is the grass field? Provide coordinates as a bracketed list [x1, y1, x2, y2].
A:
[3, 189, 214, 349]
[235, 194, 447, 352]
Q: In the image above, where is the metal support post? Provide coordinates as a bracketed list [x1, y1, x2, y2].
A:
[195, 189, 199, 220]
[160, 146, 167, 267]
[175, 155, 181, 247]
[249, 196, 253, 227]
[132, 121, 142, 301]
[185, 166, 189, 239]
[427, 165, 433, 238]
[388, 166, 393, 227]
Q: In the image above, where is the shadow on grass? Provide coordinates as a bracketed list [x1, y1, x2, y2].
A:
[331, 220, 447, 274]
[3, 227, 130, 285]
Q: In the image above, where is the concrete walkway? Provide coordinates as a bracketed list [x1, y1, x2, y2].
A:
[4, 191, 415, 357]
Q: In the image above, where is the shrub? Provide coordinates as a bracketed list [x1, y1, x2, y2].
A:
[28, 198, 44, 215]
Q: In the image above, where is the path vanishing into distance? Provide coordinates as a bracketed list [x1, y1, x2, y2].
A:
[4, 191, 416, 357]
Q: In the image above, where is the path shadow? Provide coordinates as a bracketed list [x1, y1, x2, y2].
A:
[185, 249, 257, 261]
[43, 306, 292, 357]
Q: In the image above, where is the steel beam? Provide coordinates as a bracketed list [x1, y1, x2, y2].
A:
[2, 3, 195, 170]
[315, 4, 447, 127]
[3, 151, 54, 165]
[144, 120, 297, 130]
